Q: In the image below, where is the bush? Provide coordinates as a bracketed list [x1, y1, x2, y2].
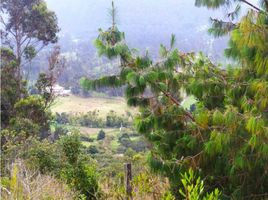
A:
[55, 112, 70, 124]
[58, 134, 100, 199]
[14, 96, 52, 139]
[97, 130, 106, 140]
[129, 139, 149, 152]
[9, 117, 40, 138]
[179, 169, 221, 200]
[87, 145, 99, 154]
[27, 140, 59, 174]
[106, 110, 129, 128]
[78, 111, 105, 128]
[58, 133, 82, 164]
[124, 148, 135, 158]
[116, 145, 127, 154]
[81, 136, 94, 142]
[54, 125, 68, 140]
[118, 133, 131, 147]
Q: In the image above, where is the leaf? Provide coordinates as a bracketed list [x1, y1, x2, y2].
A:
[212, 110, 224, 125]
[170, 34, 176, 49]
[158, 82, 168, 91]
[126, 71, 138, 86]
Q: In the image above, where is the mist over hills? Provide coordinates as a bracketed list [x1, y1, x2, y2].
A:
[45, 0, 229, 57]
[29, 0, 254, 86]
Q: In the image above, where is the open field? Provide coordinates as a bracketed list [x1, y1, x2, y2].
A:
[51, 94, 195, 117]
[51, 95, 133, 117]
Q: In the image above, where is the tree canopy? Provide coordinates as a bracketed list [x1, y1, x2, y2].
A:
[0, 0, 59, 80]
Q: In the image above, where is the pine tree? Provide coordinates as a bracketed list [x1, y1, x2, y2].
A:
[81, 1, 268, 199]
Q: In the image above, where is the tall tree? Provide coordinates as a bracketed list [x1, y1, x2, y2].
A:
[81, 1, 268, 199]
[0, 48, 27, 128]
[0, 0, 59, 82]
[35, 46, 65, 109]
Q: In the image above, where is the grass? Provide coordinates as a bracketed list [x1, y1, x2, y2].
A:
[78, 127, 117, 137]
[110, 140, 120, 151]
[51, 94, 132, 118]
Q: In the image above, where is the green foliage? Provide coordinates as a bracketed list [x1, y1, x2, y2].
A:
[106, 110, 130, 127]
[8, 117, 40, 138]
[20, 133, 101, 199]
[27, 139, 59, 174]
[0, 48, 27, 128]
[55, 112, 70, 124]
[208, 18, 236, 37]
[179, 169, 221, 200]
[196, 0, 268, 39]
[81, 2, 268, 198]
[1, 96, 52, 151]
[59, 134, 100, 199]
[54, 110, 130, 129]
[195, 0, 231, 9]
[1, 0, 59, 58]
[59, 133, 82, 164]
[97, 129, 106, 140]
[23, 46, 36, 60]
[87, 145, 99, 155]
[14, 96, 51, 138]
[77, 110, 105, 128]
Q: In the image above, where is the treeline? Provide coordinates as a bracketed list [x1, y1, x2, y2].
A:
[55, 110, 131, 128]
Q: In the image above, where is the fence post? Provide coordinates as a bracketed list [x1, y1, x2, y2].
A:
[125, 163, 132, 200]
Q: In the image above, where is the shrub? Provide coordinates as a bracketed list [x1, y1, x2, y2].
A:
[87, 145, 99, 155]
[81, 136, 94, 142]
[129, 139, 149, 152]
[58, 134, 100, 199]
[54, 125, 68, 140]
[8, 117, 40, 138]
[179, 169, 221, 200]
[78, 111, 104, 128]
[55, 112, 70, 124]
[106, 110, 129, 128]
[124, 148, 135, 158]
[58, 133, 82, 164]
[14, 96, 52, 139]
[118, 133, 131, 148]
[97, 130, 106, 140]
[27, 140, 59, 174]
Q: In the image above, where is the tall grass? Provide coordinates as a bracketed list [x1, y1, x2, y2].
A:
[1, 160, 76, 200]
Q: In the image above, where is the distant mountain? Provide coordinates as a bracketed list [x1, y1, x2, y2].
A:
[28, 0, 253, 86]
[45, 0, 230, 58]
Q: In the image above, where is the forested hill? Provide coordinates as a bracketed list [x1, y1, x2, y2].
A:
[46, 0, 229, 58]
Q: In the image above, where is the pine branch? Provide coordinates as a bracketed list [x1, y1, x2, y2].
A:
[264, 0, 268, 11]
[239, 0, 263, 12]
[148, 80, 196, 122]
